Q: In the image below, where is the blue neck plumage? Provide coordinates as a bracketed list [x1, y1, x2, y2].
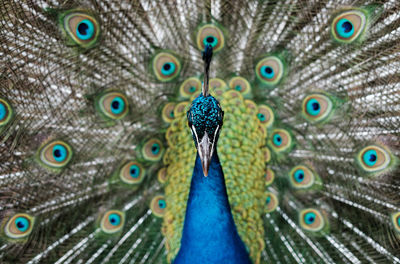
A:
[174, 150, 251, 264]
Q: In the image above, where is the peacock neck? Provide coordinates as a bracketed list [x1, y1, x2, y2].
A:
[173, 151, 251, 264]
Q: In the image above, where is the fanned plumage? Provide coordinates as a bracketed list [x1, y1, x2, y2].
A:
[1, 0, 400, 263]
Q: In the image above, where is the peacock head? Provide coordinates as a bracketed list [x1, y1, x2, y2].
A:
[187, 94, 224, 176]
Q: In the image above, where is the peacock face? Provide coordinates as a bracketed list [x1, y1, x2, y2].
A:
[187, 94, 224, 176]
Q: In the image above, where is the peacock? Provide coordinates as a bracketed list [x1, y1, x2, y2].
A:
[1, 0, 400, 263]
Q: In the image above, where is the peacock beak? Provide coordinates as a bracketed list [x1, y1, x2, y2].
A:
[190, 124, 220, 177]
[197, 133, 213, 177]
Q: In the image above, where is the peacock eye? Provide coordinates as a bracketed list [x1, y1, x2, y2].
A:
[331, 10, 366, 44]
[255, 56, 284, 86]
[273, 134, 282, 146]
[4, 214, 34, 240]
[161, 62, 176, 76]
[97, 92, 129, 120]
[209, 78, 227, 90]
[302, 94, 333, 123]
[356, 145, 392, 173]
[243, 99, 257, 115]
[305, 212, 315, 224]
[157, 167, 168, 184]
[265, 192, 278, 213]
[76, 19, 94, 40]
[203, 35, 218, 48]
[119, 161, 145, 185]
[62, 11, 100, 48]
[391, 212, 400, 233]
[100, 210, 125, 234]
[196, 24, 225, 52]
[159, 200, 166, 208]
[174, 102, 190, 118]
[289, 165, 315, 189]
[180, 77, 201, 99]
[265, 168, 275, 186]
[299, 209, 325, 232]
[150, 195, 167, 217]
[270, 129, 292, 152]
[294, 170, 304, 182]
[229, 77, 251, 95]
[142, 138, 164, 162]
[0, 98, 14, 127]
[162, 102, 176, 123]
[152, 52, 181, 82]
[257, 105, 274, 128]
[38, 140, 73, 169]
[264, 147, 271, 163]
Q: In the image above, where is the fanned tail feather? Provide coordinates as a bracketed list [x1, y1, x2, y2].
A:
[0, 0, 400, 263]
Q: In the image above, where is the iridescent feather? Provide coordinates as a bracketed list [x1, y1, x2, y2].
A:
[0, 1, 400, 264]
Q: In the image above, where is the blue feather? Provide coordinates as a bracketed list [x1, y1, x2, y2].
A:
[174, 152, 251, 264]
